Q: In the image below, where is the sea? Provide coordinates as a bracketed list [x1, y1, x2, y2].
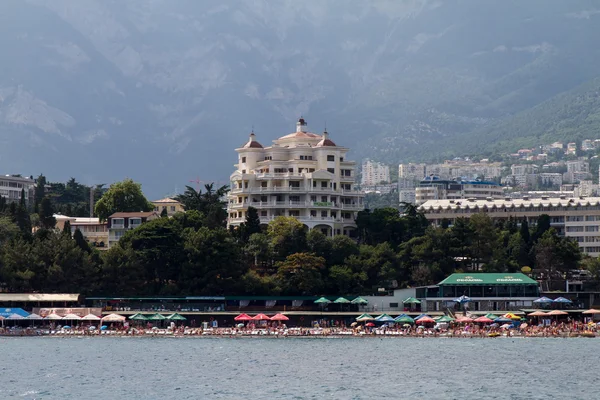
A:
[0, 337, 594, 399]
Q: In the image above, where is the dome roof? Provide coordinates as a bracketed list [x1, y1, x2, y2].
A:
[242, 133, 263, 149]
[279, 131, 321, 140]
[315, 131, 336, 147]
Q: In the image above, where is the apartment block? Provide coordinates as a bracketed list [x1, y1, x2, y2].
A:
[361, 160, 390, 186]
[0, 175, 35, 206]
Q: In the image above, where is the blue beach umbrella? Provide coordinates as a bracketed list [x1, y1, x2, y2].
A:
[533, 296, 553, 304]
[453, 295, 472, 304]
[553, 297, 572, 304]
[375, 314, 396, 323]
[494, 317, 512, 323]
[100, 325, 108, 330]
[62, 325, 71, 329]
[415, 314, 432, 321]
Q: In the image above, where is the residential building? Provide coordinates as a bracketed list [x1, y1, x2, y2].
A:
[361, 160, 390, 186]
[107, 211, 160, 248]
[539, 173, 563, 187]
[415, 177, 503, 205]
[362, 184, 396, 194]
[566, 142, 577, 155]
[152, 198, 185, 216]
[567, 160, 589, 174]
[511, 164, 539, 175]
[419, 196, 600, 256]
[582, 139, 595, 151]
[53, 214, 109, 250]
[0, 175, 35, 206]
[399, 189, 416, 205]
[416, 273, 539, 312]
[398, 163, 427, 180]
[576, 180, 597, 197]
[227, 118, 365, 237]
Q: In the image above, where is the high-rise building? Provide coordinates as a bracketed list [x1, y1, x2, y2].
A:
[0, 175, 35, 206]
[361, 160, 390, 186]
[227, 118, 365, 237]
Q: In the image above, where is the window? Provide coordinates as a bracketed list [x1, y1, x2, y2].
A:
[241, 157, 246, 163]
[321, 196, 328, 202]
[321, 182, 328, 188]
[170, 206, 176, 212]
[264, 156, 272, 161]
[327, 155, 335, 162]
[310, 210, 317, 217]
[390, 303, 399, 308]
[321, 211, 328, 218]
[327, 168, 335, 174]
[260, 211, 268, 217]
[340, 157, 344, 162]
[112, 218, 124, 228]
[129, 218, 142, 228]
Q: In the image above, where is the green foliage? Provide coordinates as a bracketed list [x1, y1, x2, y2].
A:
[39, 197, 56, 230]
[95, 179, 154, 221]
[175, 184, 229, 229]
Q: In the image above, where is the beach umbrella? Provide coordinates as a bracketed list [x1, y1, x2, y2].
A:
[25, 313, 43, 321]
[166, 313, 187, 321]
[270, 313, 290, 321]
[252, 313, 271, 320]
[62, 325, 71, 329]
[553, 297, 572, 304]
[100, 325, 108, 330]
[129, 313, 148, 321]
[375, 314, 395, 323]
[416, 316, 435, 324]
[547, 310, 568, 316]
[502, 313, 521, 320]
[102, 313, 127, 322]
[533, 296, 554, 304]
[350, 322, 358, 327]
[356, 313, 374, 321]
[494, 317, 512, 323]
[6, 313, 25, 320]
[365, 322, 375, 327]
[234, 313, 253, 321]
[528, 310, 548, 317]
[351, 296, 368, 305]
[403, 297, 421, 304]
[314, 297, 331, 304]
[81, 314, 101, 321]
[474, 316, 493, 323]
[456, 316, 473, 323]
[414, 313, 429, 320]
[582, 309, 600, 314]
[453, 295, 472, 304]
[62, 313, 82, 320]
[44, 313, 63, 320]
[146, 313, 166, 321]
[484, 313, 500, 320]
[437, 315, 455, 323]
[395, 315, 415, 324]
[500, 323, 511, 329]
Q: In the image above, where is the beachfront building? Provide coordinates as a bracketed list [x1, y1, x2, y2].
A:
[415, 177, 503, 205]
[418, 196, 600, 256]
[107, 211, 160, 248]
[152, 197, 185, 217]
[416, 273, 540, 312]
[0, 175, 35, 206]
[227, 118, 365, 237]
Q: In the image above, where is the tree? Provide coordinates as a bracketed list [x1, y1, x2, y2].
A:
[534, 229, 581, 280]
[267, 216, 307, 260]
[175, 183, 229, 228]
[62, 220, 72, 238]
[160, 207, 168, 218]
[94, 179, 154, 221]
[14, 189, 31, 235]
[39, 197, 56, 230]
[73, 228, 90, 253]
[241, 206, 262, 240]
[0, 217, 19, 245]
[520, 219, 531, 245]
[34, 174, 46, 205]
[276, 253, 325, 295]
[532, 214, 551, 243]
[469, 214, 498, 269]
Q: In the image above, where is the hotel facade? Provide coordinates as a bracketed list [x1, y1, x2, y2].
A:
[419, 196, 600, 256]
[227, 118, 365, 237]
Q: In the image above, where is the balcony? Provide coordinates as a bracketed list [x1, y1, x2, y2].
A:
[228, 200, 363, 210]
[256, 172, 304, 180]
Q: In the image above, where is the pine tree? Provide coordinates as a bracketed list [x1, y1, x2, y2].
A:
[63, 220, 72, 238]
[160, 207, 168, 218]
[520, 219, 530, 244]
[39, 197, 56, 230]
[73, 228, 91, 253]
[15, 189, 31, 235]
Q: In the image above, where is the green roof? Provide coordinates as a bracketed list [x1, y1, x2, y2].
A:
[438, 273, 537, 286]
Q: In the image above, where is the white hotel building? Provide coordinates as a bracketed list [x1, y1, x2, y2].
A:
[227, 118, 365, 237]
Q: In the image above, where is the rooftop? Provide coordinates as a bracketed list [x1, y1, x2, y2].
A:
[419, 197, 600, 211]
[109, 211, 158, 218]
[438, 273, 538, 286]
[152, 197, 181, 204]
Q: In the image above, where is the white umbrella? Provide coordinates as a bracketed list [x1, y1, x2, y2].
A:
[45, 313, 63, 320]
[102, 313, 126, 322]
[62, 314, 82, 320]
[25, 313, 43, 320]
[81, 314, 101, 321]
[6, 314, 25, 320]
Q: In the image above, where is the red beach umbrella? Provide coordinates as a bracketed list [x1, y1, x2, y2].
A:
[270, 313, 290, 321]
[416, 316, 435, 324]
[366, 322, 375, 327]
[252, 313, 271, 320]
[234, 313, 253, 321]
[456, 316, 473, 323]
[473, 316, 492, 324]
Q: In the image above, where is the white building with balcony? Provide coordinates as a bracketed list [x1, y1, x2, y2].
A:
[107, 211, 159, 248]
[227, 118, 365, 237]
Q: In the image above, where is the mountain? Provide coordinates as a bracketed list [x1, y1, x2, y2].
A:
[1, 0, 599, 196]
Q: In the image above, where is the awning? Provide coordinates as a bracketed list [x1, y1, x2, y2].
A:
[0, 308, 29, 318]
[0, 293, 79, 302]
[438, 273, 537, 285]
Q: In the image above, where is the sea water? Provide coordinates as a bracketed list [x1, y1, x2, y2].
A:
[0, 337, 594, 399]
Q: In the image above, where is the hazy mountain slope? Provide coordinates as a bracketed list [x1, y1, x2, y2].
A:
[0, 0, 599, 196]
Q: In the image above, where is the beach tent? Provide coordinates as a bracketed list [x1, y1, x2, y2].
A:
[166, 313, 187, 321]
[314, 297, 331, 304]
[394, 315, 415, 324]
[102, 313, 127, 322]
[45, 313, 63, 320]
[453, 295, 472, 304]
[403, 297, 421, 304]
[234, 313, 253, 321]
[129, 313, 148, 321]
[533, 296, 553, 304]
[355, 314, 374, 322]
[146, 313, 166, 321]
[375, 314, 396, 323]
[0, 308, 29, 318]
[351, 297, 368, 305]
[252, 313, 271, 320]
[270, 314, 290, 321]
[553, 297, 572, 304]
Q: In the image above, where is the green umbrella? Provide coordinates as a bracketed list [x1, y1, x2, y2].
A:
[333, 297, 350, 303]
[166, 313, 187, 321]
[436, 315, 455, 323]
[403, 297, 421, 304]
[314, 297, 331, 304]
[129, 313, 148, 321]
[351, 296, 369, 305]
[484, 313, 500, 320]
[394, 315, 415, 324]
[355, 313, 374, 321]
[147, 313, 166, 321]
